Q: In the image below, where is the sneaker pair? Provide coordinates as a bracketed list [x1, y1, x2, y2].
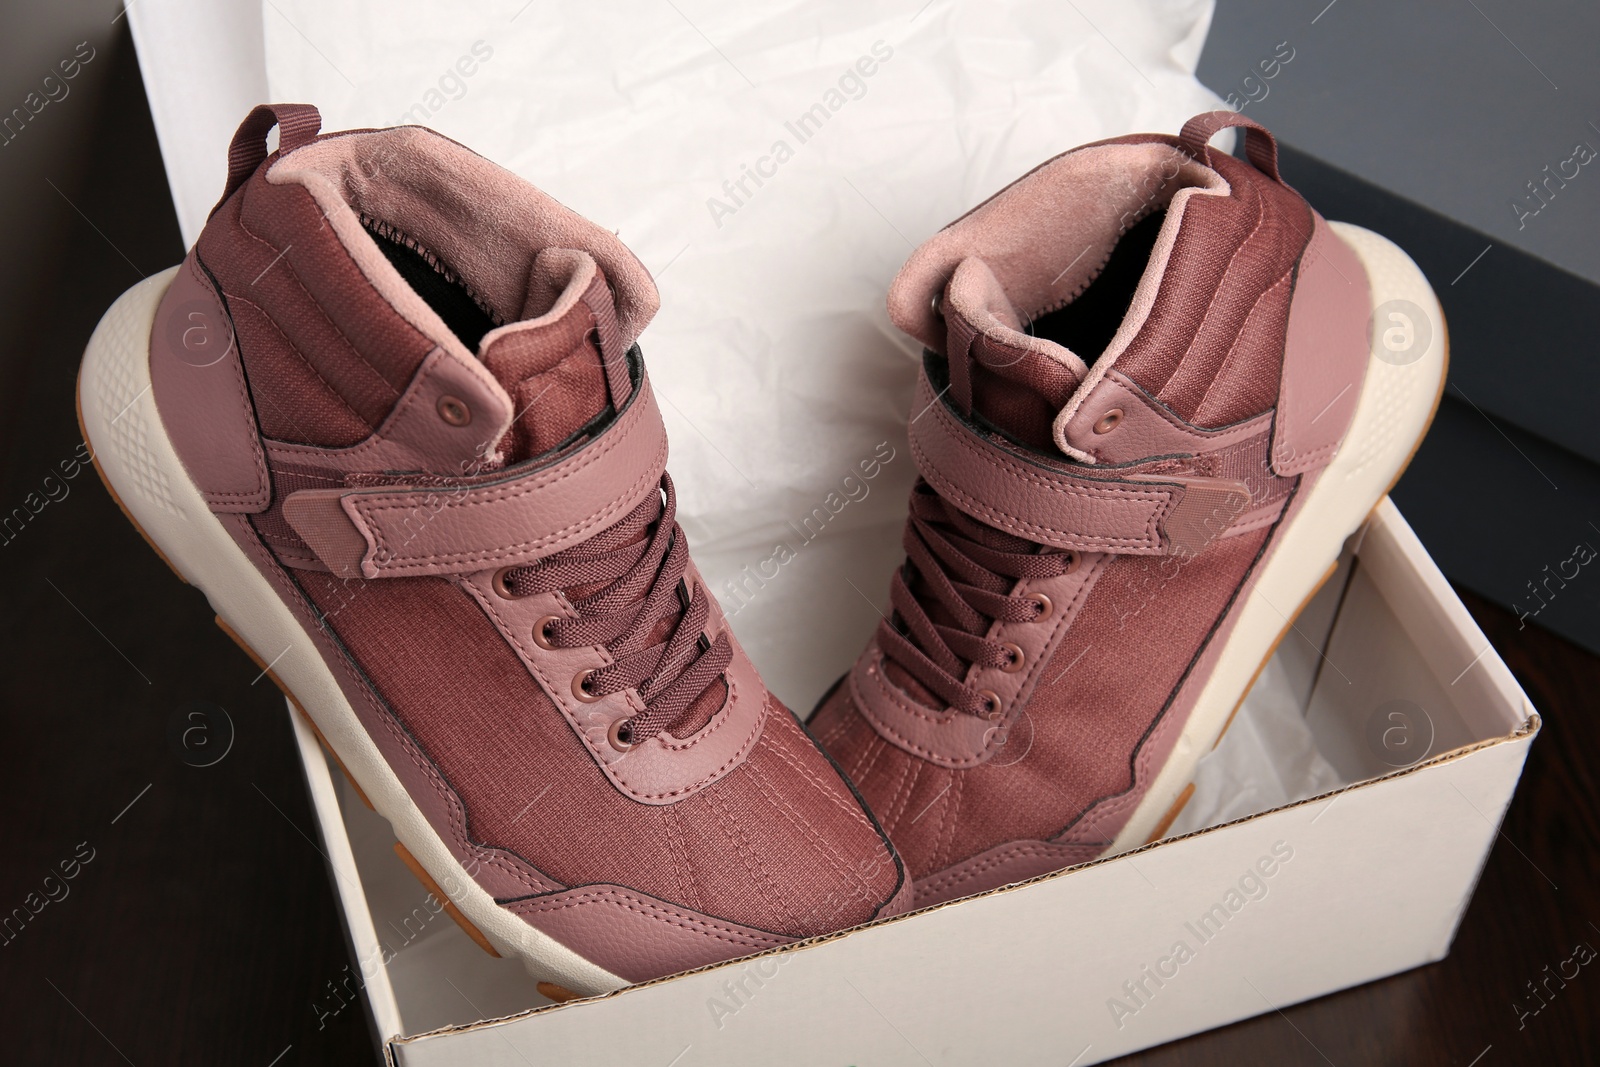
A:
[79, 104, 1443, 994]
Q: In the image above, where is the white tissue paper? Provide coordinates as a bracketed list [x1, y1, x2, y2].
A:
[260, 1, 1335, 837]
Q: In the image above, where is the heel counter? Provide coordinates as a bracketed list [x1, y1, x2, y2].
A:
[148, 252, 271, 512]
[1270, 213, 1373, 477]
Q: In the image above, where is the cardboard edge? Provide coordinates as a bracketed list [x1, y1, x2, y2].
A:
[288, 703, 407, 1050]
[389, 710, 1540, 1049]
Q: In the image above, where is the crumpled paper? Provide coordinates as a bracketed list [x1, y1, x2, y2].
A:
[262, 1, 1325, 835]
[1167, 656, 1347, 839]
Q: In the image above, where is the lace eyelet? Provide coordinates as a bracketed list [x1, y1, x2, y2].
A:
[1063, 551, 1079, 574]
[999, 642, 1025, 673]
[532, 615, 561, 650]
[492, 567, 521, 599]
[607, 717, 635, 751]
[978, 689, 1004, 722]
[1027, 592, 1053, 621]
[437, 395, 472, 426]
[1093, 408, 1123, 434]
[572, 669, 603, 703]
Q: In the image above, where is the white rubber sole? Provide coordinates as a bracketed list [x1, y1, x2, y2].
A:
[1108, 221, 1449, 854]
[78, 266, 627, 996]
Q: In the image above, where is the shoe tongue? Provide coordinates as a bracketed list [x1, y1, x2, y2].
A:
[481, 252, 721, 738]
[479, 248, 623, 464]
[940, 257, 1082, 452]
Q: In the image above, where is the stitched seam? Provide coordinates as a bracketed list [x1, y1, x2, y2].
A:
[926, 395, 1171, 508]
[745, 760, 870, 911]
[914, 401, 1168, 550]
[233, 207, 405, 398]
[1102, 373, 1275, 446]
[271, 544, 325, 568]
[230, 292, 369, 430]
[661, 806, 702, 915]
[358, 403, 667, 571]
[918, 841, 1084, 897]
[852, 733, 887, 789]
[509, 888, 785, 948]
[365, 385, 657, 513]
[364, 439, 665, 572]
[234, 518, 549, 895]
[187, 257, 271, 503]
[763, 729, 878, 825]
[815, 706, 851, 748]
[853, 660, 988, 765]
[890, 759, 923, 837]
[705, 788, 804, 933]
[365, 435, 665, 565]
[1192, 269, 1293, 418]
[854, 654, 955, 726]
[1170, 181, 1270, 375]
[267, 348, 450, 466]
[934, 771, 961, 872]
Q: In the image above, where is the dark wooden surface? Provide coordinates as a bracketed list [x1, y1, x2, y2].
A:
[1, 30, 1595, 1067]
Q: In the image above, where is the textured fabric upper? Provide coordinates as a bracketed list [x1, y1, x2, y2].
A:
[813, 526, 1272, 873]
[297, 571, 897, 935]
[199, 176, 434, 446]
[1111, 149, 1311, 426]
[195, 120, 903, 937]
[815, 125, 1316, 890]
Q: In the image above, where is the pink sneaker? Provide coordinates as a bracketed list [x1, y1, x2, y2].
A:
[812, 112, 1446, 907]
[78, 104, 906, 993]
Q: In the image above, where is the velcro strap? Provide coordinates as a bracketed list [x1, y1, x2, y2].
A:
[907, 371, 1249, 556]
[283, 372, 668, 579]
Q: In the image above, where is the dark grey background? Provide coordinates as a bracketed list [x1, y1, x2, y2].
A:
[1200, 0, 1600, 280]
[1200, 0, 1600, 655]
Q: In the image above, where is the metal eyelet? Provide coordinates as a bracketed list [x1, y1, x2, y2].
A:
[532, 615, 561, 650]
[978, 689, 1004, 722]
[1027, 592, 1053, 621]
[999, 643, 1026, 674]
[607, 717, 635, 751]
[1093, 408, 1123, 435]
[437, 395, 472, 426]
[572, 669, 603, 703]
[492, 567, 520, 599]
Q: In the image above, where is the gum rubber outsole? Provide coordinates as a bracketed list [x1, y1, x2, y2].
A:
[391, 841, 502, 958]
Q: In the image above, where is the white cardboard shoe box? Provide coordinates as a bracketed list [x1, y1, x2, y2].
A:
[289, 498, 1537, 1066]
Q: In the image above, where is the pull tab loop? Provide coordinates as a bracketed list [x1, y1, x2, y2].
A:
[212, 103, 322, 216]
[1178, 110, 1281, 182]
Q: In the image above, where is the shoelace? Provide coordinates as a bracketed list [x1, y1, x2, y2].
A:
[877, 480, 1077, 718]
[501, 474, 732, 745]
